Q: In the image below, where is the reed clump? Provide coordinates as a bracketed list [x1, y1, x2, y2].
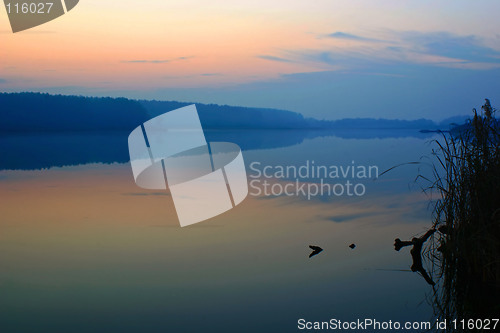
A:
[428, 99, 500, 328]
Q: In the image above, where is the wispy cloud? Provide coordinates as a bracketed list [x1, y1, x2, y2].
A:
[0, 78, 7, 84]
[200, 73, 222, 76]
[257, 55, 292, 63]
[397, 31, 500, 64]
[286, 48, 388, 70]
[325, 31, 380, 42]
[274, 30, 500, 72]
[122, 60, 170, 64]
[122, 56, 194, 64]
[163, 72, 221, 79]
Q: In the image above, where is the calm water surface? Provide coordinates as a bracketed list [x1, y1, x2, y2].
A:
[0, 130, 439, 332]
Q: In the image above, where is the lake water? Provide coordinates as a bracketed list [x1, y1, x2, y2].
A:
[0, 130, 441, 332]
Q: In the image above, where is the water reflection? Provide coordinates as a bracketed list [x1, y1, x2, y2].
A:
[0, 130, 437, 332]
[394, 228, 436, 286]
[0, 129, 434, 170]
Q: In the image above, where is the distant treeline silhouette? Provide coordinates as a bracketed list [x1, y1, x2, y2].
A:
[140, 99, 307, 129]
[0, 92, 468, 131]
[0, 92, 309, 131]
[0, 93, 149, 132]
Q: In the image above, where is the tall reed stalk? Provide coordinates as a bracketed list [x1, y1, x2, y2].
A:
[426, 99, 500, 330]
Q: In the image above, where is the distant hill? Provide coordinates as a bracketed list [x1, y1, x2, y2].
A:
[0, 92, 465, 131]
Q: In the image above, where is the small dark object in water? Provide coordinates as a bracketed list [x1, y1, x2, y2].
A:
[394, 228, 436, 286]
[309, 245, 323, 258]
[349, 244, 356, 249]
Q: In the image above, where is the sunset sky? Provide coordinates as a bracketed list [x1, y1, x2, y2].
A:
[1, 0, 500, 119]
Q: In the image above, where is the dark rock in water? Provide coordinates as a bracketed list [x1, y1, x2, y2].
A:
[308, 245, 323, 258]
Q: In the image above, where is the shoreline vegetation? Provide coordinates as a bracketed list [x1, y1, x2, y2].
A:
[395, 99, 499, 331]
[1, 92, 469, 132]
[428, 99, 500, 329]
